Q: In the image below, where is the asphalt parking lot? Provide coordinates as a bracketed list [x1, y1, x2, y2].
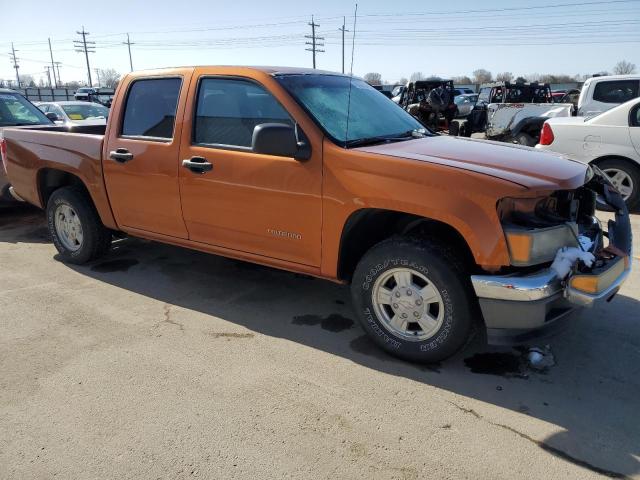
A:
[1, 204, 639, 480]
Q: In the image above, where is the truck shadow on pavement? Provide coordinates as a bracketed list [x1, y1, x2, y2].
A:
[2, 211, 639, 479]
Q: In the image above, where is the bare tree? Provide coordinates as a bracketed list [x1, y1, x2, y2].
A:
[97, 68, 121, 89]
[363, 72, 382, 85]
[19, 74, 35, 87]
[472, 69, 492, 84]
[515, 76, 528, 83]
[613, 60, 636, 75]
[496, 72, 513, 82]
[409, 71, 425, 82]
[452, 75, 472, 84]
[397, 77, 408, 85]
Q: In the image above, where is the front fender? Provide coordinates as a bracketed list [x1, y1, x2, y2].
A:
[320, 141, 532, 277]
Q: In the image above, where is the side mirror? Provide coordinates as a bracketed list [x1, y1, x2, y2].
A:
[252, 123, 311, 161]
[45, 112, 59, 122]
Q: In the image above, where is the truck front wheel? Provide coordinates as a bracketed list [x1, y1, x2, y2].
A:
[47, 186, 112, 264]
[351, 237, 476, 363]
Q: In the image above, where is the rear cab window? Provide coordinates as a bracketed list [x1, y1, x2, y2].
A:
[593, 80, 640, 104]
[121, 78, 182, 140]
[193, 77, 293, 149]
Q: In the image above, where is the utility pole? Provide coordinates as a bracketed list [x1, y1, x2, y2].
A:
[305, 16, 324, 69]
[123, 33, 134, 72]
[9, 43, 19, 87]
[48, 38, 57, 87]
[74, 26, 95, 86]
[44, 66, 53, 87]
[54, 62, 62, 86]
[338, 17, 349, 74]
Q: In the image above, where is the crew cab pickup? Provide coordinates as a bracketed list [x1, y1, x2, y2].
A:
[1, 66, 632, 362]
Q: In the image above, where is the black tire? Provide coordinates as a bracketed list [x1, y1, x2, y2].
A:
[460, 120, 472, 137]
[594, 158, 640, 211]
[449, 120, 460, 136]
[515, 132, 536, 147]
[351, 236, 476, 363]
[46, 186, 112, 264]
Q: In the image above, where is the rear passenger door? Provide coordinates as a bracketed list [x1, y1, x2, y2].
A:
[103, 71, 192, 238]
[178, 73, 323, 267]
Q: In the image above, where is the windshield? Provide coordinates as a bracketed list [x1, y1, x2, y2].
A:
[276, 74, 426, 146]
[61, 103, 109, 120]
[0, 93, 51, 127]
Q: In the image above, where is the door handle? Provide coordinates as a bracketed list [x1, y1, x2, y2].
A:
[182, 156, 213, 174]
[109, 148, 134, 163]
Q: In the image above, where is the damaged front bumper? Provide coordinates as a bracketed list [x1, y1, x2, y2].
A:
[472, 257, 630, 345]
[472, 174, 633, 346]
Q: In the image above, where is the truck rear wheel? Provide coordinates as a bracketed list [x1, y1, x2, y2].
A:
[47, 186, 112, 264]
[351, 237, 476, 363]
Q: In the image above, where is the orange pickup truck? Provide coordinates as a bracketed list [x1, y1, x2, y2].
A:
[0, 66, 632, 362]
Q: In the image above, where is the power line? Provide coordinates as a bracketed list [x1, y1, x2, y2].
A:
[48, 38, 57, 88]
[74, 26, 95, 86]
[54, 62, 62, 85]
[360, 0, 640, 18]
[124, 33, 134, 72]
[8, 43, 19, 87]
[305, 16, 324, 69]
[44, 66, 52, 87]
[338, 17, 349, 74]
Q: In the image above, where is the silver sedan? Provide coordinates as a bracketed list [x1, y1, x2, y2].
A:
[35, 101, 108, 126]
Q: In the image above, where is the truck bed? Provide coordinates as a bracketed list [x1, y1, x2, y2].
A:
[2, 124, 116, 228]
[486, 103, 573, 138]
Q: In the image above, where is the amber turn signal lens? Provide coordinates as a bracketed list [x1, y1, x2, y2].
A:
[505, 232, 533, 264]
[569, 275, 599, 294]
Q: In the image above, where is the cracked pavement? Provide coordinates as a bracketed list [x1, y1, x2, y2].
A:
[1, 205, 639, 479]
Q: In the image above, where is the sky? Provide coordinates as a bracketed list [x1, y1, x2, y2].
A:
[1, 0, 639, 86]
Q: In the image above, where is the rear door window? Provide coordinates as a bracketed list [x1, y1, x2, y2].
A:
[121, 78, 181, 139]
[193, 78, 292, 148]
[593, 80, 640, 104]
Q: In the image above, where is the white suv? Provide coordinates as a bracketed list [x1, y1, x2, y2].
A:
[577, 75, 640, 117]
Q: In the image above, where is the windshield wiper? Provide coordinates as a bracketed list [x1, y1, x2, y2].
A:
[345, 129, 427, 148]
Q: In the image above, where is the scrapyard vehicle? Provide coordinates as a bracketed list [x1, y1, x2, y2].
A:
[399, 79, 457, 130]
[451, 81, 574, 146]
[1, 66, 632, 363]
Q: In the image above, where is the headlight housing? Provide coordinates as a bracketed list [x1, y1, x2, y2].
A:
[504, 223, 579, 266]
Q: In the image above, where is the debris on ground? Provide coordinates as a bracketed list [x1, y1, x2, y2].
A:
[527, 345, 556, 371]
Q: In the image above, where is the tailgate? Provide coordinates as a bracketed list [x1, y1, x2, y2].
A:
[487, 103, 573, 137]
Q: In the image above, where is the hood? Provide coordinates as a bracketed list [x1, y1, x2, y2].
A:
[357, 136, 587, 190]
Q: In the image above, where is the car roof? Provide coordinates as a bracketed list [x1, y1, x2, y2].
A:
[585, 74, 640, 82]
[39, 100, 105, 106]
[0, 88, 19, 94]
